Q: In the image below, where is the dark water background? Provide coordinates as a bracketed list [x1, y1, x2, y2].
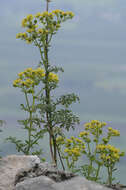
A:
[0, 119, 126, 184]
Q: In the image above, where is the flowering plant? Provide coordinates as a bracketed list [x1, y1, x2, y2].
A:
[7, 1, 79, 166]
[56, 120, 125, 185]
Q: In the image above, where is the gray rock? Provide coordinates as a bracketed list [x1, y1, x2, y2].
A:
[0, 155, 40, 190]
[15, 176, 56, 190]
[53, 176, 111, 190]
[0, 155, 114, 190]
[15, 162, 76, 184]
[15, 176, 112, 190]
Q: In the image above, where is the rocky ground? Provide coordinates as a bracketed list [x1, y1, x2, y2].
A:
[0, 155, 125, 190]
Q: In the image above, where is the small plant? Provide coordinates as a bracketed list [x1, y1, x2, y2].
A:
[56, 136, 85, 171]
[7, 68, 46, 156]
[57, 120, 125, 185]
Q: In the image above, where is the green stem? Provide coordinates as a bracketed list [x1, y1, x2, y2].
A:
[48, 34, 53, 45]
[87, 142, 91, 155]
[94, 127, 99, 157]
[24, 91, 30, 111]
[107, 166, 112, 186]
[56, 145, 65, 170]
[95, 164, 101, 181]
[66, 157, 70, 170]
[36, 88, 43, 97]
[38, 45, 45, 66]
[27, 111, 32, 154]
[87, 142, 92, 177]
[24, 91, 35, 155]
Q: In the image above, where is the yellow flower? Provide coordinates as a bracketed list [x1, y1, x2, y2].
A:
[21, 18, 27, 27]
[106, 156, 111, 161]
[56, 24, 60, 28]
[62, 12, 67, 16]
[72, 149, 80, 157]
[16, 33, 22, 39]
[113, 153, 120, 160]
[26, 29, 34, 33]
[25, 79, 34, 85]
[101, 122, 107, 127]
[48, 13, 54, 18]
[43, 11, 49, 16]
[64, 148, 69, 153]
[91, 120, 100, 125]
[119, 152, 125, 157]
[16, 32, 27, 39]
[75, 138, 82, 143]
[26, 39, 32, 44]
[79, 131, 89, 137]
[18, 72, 24, 78]
[26, 14, 33, 21]
[35, 12, 41, 18]
[102, 137, 109, 144]
[68, 152, 72, 156]
[52, 9, 60, 14]
[44, 30, 48, 34]
[35, 67, 45, 76]
[21, 81, 26, 86]
[66, 139, 73, 144]
[48, 72, 59, 82]
[67, 11, 75, 17]
[56, 136, 64, 143]
[37, 28, 44, 34]
[108, 128, 120, 136]
[96, 144, 106, 150]
[13, 78, 22, 87]
[100, 153, 106, 159]
[21, 32, 27, 38]
[84, 122, 91, 129]
[25, 68, 33, 72]
[108, 127, 112, 131]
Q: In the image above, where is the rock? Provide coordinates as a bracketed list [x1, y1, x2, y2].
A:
[0, 155, 116, 190]
[53, 176, 111, 190]
[15, 176, 112, 190]
[0, 155, 40, 190]
[15, 176, 56, 190]
[15, 162, 76, 185]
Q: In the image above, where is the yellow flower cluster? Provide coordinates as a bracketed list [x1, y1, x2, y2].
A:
[96, 144, 124, 163]
[64, 147, 81, 157]
[63, 136, 85, 160]
[52, 10, 74, 17]
[13, 67, 45, 89]
[108, 127, 120, 136]
[84, 120, 106, 130]
[16, 10, 74, 44]
[13, 67, 59, 90]
[83, 120, 107, 138]
[16, 32, 28, 39]
[13, 78, 34, 89]
[79, 131, 89, 137]
[21, 14, 33, 27]
[48, 72, 59, 82]
[16, 32, 33, 44]
[56, 136, 65, 145]
[21, 18, 27, 27]
[35, 11, 53, 18]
